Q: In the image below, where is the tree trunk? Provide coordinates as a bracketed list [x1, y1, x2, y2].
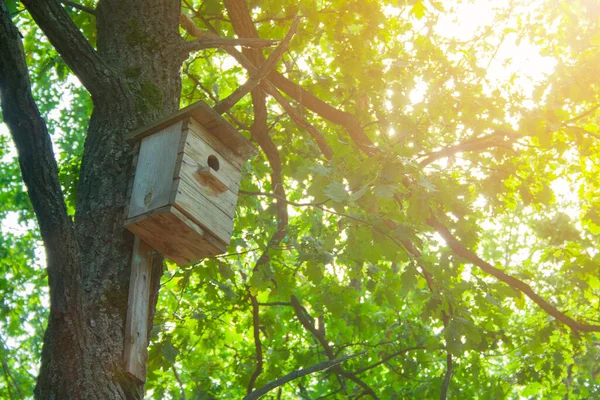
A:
[2, 1, 184, 398]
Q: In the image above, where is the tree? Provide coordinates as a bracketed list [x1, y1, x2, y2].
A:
[0, 0, 599, 398]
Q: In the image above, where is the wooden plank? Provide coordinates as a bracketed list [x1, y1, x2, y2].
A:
[128, 121, 183, 219]
[171, 177, 234, 245]
[178, 153, 239, 216]
[126, 101, 257, 160]
[124, 206, 225, 264]
[124, 237, 153, 383]
[186, 118, 244, 170]
[181, 131, 242, 192]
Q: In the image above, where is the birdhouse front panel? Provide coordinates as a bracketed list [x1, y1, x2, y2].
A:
[176, 118, 243, 221]
[124, 101, 257, 265]
[170, 117, 243, 245]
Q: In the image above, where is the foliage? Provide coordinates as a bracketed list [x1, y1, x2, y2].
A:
[1, 0, 600, 398]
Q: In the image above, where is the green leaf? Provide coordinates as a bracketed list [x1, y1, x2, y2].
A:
[323, 181, 349, 202]
[410, 1, 427, 19]
[373, 184, 397, 199]
[162, 340, 179, 365]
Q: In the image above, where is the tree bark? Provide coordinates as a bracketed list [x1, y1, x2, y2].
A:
[2, 1, 185, 398]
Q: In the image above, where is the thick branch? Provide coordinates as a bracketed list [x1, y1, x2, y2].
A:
[218, 46, 334, 160]
[223, 0, 262, 64]
[428, 217, 600, 333]
[267, 71, 377, 155]
[22, 0, 115, 97]
[217, 1, 289, 253]
[214, 16, 300, 114]
[244, 353, 365, 400]
[0, 1, 81, 314]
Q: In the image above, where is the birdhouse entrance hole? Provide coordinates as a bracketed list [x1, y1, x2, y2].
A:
[207, 155, 220, 171]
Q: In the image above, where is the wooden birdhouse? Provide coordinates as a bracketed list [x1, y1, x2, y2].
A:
[124, 101, 257, 265]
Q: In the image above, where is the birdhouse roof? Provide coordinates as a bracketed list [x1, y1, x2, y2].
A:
[126, 101, 257, 160]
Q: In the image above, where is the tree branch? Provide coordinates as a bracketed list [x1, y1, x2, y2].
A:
[352, 347, 425, 375]
[21, 0, 116, 98]
[244, 352, 365, 400]
[171, 366, 186, 400]
[246, 295, 264, 394]
[564, 125, 600, 140]
[218, 0, 376, 156]
[290, 296, 380, 399]
[290, 296, 334, 358]
[260, 85, 334, 160]
[428, 217, 600, 333]
[440, 352, 453, 400]
[180, 37, 277, 53]
[214, 16, 300, 114]
[60, 0, 95, 15]
[0, 356, 23, 400]
[419, 130, 518, 167]
[0, 0, 81, 315]
[180, 11, 334, 160]
[563, 104, 599, 125]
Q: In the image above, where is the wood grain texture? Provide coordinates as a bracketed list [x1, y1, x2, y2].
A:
[124, 237, 153, 383]
[182, 128, 242, 191]
[186, 117, 245, 169]
[171, 177, 234, 245]
[128, 121, 183, 218]
[124, 206, 224, 264]
[178, 153, 238, 216]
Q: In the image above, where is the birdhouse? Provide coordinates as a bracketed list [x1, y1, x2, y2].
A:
[124, 101, 257, 265]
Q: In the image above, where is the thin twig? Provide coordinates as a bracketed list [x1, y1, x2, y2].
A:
[181, 37, 277, 53]
[563, 104, 599, 124]
[246, 295, 264, 394]
[419, 130, 518, 167]
[171, 366, 186, 400]
[60, 0, 95, 15]
[352, 347, 425, 375]
[244, 353, 365, 400]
